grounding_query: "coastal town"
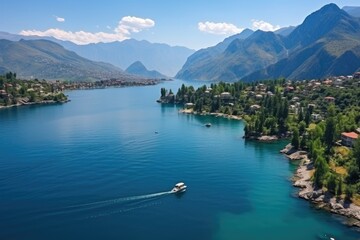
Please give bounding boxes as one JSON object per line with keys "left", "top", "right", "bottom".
{"left": 0, "top": 72, "right": 165, "bottom": 109}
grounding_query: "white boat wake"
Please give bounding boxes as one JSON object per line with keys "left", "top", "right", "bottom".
{"left": 41, "top": 191, "right": 173, "bottom": 218}
{"left": 65, "top": 191, "right": 172, "bottom": 209}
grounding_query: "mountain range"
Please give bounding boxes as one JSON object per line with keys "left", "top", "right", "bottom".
{"left": 63, "top": 40, "right": 194, "bottom": 77}
{"left": 125, "top": 61, "right": 167, "bottom": 79}
{"left": 176, "top": 4, "right": 360, "bottom": 82}
{"left": 0, "top": 32, "right": 194, "bottom": 77}
{"left": 1, "top": 4, "right": 360, "bottom": 82}
{"left": 0, "top": 39, "right": 135, "bottom": 81}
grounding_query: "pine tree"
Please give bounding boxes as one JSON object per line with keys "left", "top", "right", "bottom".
{"left": 327, "top": 174, "right": 336, "bottom": 194}
{"left": 314, "top": 156, "right": 328, "bottom": 188}
{"left": 324, "top": 104, "right": 336, "bottom": 154}
{"left": 291, "top": 127, "right": 300, "bottom": 150}
{"left": 336, "top": 178, "right": 342, "bottom": 197}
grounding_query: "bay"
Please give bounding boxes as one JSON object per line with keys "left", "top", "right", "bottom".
{"left": 0, "top": 80, "right": 359, "bottom": 240}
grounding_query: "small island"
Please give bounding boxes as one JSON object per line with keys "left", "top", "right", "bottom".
{"left": 159, "top": 73, "right": 360, "bottom": 227}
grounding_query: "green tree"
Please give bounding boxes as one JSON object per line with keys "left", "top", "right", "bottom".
{"left": 324, "top": 104, "right": 336, "bottom": 154}
{"left": 160, "top": 88, "right": 166, "bottom": 98}
{"left": 298, "top": 108, "right": 304, "bottom": 123}
{"left": 346, "top": 164, "right": 359, "bottom": 184}
{"left": 336, "top": 178, "right": 343, "bottom": 196}
{"left": 326, "top": 174, "right": 336, "bottom": 193}
{"left": 353, "top": 137, "right": 360, "bottom": 169}
{"left": 299, "top": 121, "right": 306, "bottom": 135}
{"left": 314, "top": 156, "right": 328, "bottom": 188}
{"left": 291, "top": 127, "right": 300, "bottom": 150}
{"left": 300, "top": 134, "right": 307, "bottom": 150}
{"left": 345, "top": 185, "right": 353, "bottom": 201}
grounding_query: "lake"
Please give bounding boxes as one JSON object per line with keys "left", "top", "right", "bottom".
{"left": 0, "top": 80, "right": 359, "bottom": 240}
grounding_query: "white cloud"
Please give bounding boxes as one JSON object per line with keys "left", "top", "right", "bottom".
{"left": 55, "top": 16, "right": 65, "bottom": 22}
{"left": 116, "top": 16, "right": 155, "bottom": 34}
{"left": 20, "top": 28, "right": 126, "bottom": 44}
{"left": 251, "top": 19, "right": 280, "bottom": 32}
{"left": 20, "top": 16, "right": 155, "bottom": 45}
{"left": 198, "top": 21, "right": 243, "bottom": 35}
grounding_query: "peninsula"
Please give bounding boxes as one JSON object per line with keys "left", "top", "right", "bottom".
{"left": 159, "top": 72, "right": 360, "bottom": 226}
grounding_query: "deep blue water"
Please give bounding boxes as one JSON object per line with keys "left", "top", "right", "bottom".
{"left": 0, "top": 80, "right": 359, "bottom": 240}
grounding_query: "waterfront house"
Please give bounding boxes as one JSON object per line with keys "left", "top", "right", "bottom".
{"left": 185, "top": 103, "right": 194, "bottom": 109}
{"left": 341, "top": 132, "right": 358, "bottom": 147}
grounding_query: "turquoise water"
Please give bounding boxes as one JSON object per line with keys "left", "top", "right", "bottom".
{"left": 0, "top": 80, "right": 359, "bottom": 240}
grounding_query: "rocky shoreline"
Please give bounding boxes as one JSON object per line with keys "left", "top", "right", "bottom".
{"left": 178, "top": 108, "right": 242, "bottom": 120}
{"left": 0, "top": 100, "right": 69, "bottom": 110}
{"left": 281, "top": 144, "right": 360, "bottom": 228}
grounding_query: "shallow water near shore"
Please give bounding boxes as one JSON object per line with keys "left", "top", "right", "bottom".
{"left": 0, "top": 80, "right": 359, "bottom": 239}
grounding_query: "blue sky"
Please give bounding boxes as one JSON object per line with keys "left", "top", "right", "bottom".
{"left": 1, "top": 0, "right": 359, "bottom": 49}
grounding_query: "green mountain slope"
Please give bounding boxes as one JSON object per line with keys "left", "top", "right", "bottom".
{"left": 175, "top": 29, "right": 254, "bottom": 81}
{"left": 177, "top": 3, "right": 360, "bottom": 82}
{"left": 244, "top": 4, "right": 360, "bottom": 81}
{"left": 0, "top": 39, "right": 133, "bottom": 81}
{"left": 176, "top": 30, "right": 287, "bottom": 81}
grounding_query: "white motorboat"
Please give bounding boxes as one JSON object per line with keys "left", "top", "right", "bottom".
{"left": 171, "top": 182, "right": 187, "bottom": 193}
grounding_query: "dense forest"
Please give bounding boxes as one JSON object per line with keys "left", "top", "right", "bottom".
{"left": 0, "top": 72, "right": 67, "bottom": 107}
{"left": 160, "top": 75, "right": 360, "bottom": 203}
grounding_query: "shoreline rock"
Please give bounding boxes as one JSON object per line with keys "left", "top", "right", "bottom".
{"left": 0, "top": 100, "right": 69, "bottom": 110}
{"left": 178, "top": 109, "right": 242, "bottom": 120}
{"left": 257, "top": 135, "right": 278, "bottom": 142}
{"left": 286, "top": 148, "right": 360, "bottom": 228}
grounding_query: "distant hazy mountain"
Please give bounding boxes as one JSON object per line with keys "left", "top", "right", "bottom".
{"left": 0, "top": 39, "right": 135, "bottom": 81}
{"left": 343, "top": 6, "right": 360, "bottom": 17}
{"left": 61, "top": 39, "right": 194, "bottom": 77}
{"left": 126, "top": 61, "right": 167, "bottom": 79}
{"left": 0, "top": 32, "right": 194, "bottom": 77}
{"left": 177, "top": 3, "right": 360, "bottom": 82}
{"left": 275, "top": 26, "right": 296, "bottom": 36}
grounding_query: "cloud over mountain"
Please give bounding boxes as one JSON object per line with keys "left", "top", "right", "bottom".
{"left": 251, "top": 19, "right": 280, "bottom": 31}
{"left": 198, "top": 21, "right": 243, "bottom": 35}
{"left": 20, "top": 16, "right": 155, "bottom": 45}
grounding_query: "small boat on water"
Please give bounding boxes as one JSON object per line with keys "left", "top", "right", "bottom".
{"left": 171, "top": 182, "right": 187, "bottom": 193}
{"left": 205, "top": 123, "right": 211, "bottom": 127}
